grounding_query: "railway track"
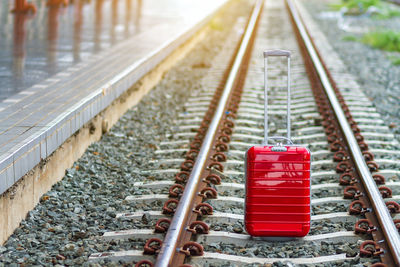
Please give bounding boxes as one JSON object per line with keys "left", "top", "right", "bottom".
{"left": 86, "top": 1, "right": 400, "bottom": 266}
{"left": 3, "top": 0, "right": 400, "bottom": 265}
{"left": 83, "top": 0, "right": 400, "bottom": 266}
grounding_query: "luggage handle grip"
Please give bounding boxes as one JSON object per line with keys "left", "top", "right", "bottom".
{"left": 264, "top": 50, "right": 291, "bottom": 58}
{"left": 264, "top": 49, "right": 291, "bottom": 145}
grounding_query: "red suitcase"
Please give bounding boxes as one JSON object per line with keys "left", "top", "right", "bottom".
{"left": 245, "top": 50, "right": 311, "bottom": 237}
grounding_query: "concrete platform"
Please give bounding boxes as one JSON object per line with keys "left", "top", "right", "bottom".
{"left": 0, "top": 0, "right": 227, "bottom": 195}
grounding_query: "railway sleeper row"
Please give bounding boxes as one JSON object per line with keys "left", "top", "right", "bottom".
{"left": 91, "top": 0, "right": 400, "bottom": 266}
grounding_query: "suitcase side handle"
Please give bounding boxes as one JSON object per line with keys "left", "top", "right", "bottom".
{"left": 264, "top": 49, "right": 291, "bottom": 145}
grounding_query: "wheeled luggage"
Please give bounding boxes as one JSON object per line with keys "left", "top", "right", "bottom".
{"left": 245, "top": 50, "right": 311, "bottom": 237}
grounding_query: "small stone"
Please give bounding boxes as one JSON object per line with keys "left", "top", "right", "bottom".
{"left": 209, "top": 243, "right": 220, "bottom": 249}
{"left": 233, "top": 227, "right": 243, "bottom": 233}
{"left": 64, "top": 243, "right": 76, "bottom": 251}
{"left": 53, "top": 225, "right": 64, "bottom": 233}
{"left": 76, "top": 246, "right": 85, "bottom": 256}
{"left": 75, "top": 257, "right": 85, "bottom": 265}
{"left": 141, "top": 213, "right": 149, "bottom": 224}
{"left": 350, "top": 256, "right": 361, "bottom": 264}
{"left": 336, "top": 247, "right": 344, "bottom": 253}
{"left": 106, "top": 207, "right": 115, "bottom": 212}
{"left": 272, "top": 261, "right": 284, "bottom": 267}
{"left": 73, "top": 232, "right": 87, "bottom": 240}
{"left": 345, "top": 246, "right": 358, "bottom": 257}
{"left": 321, "top": 240, "right": 330, "bottom": 246}
{"left": 64, "top": 259, "right": 74, "bottom": 265}
{"left": 41, "top": 195, "right": 50, "bottom": 202}
{"left": 56, "top": 254, "right": 66, "bottom": 260}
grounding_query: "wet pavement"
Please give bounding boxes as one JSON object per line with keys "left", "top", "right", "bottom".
{"left": 0, "top": 0, "right": 152, "bottom": 102}
{"left": 0, "top": 0, "right": 227, "bottom": 196}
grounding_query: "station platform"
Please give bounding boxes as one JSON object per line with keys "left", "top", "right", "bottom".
{"left": 0, "top": 0, "right": 227, "bottom": 195}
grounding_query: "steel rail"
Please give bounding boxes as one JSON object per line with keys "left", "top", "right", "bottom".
{"left": 154, "top": 0, "right": 264, "bottom": 266}
{"left": 286, "top": 0, "right": 400, "bottom": 265}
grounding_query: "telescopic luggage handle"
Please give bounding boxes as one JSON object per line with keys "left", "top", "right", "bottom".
{"left": 263, "top": 49, "right": 291, "bottom": 145}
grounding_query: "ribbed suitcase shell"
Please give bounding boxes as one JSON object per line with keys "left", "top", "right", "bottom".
{"left": 245, "top": 145, "right": 311, "bottom": 237}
